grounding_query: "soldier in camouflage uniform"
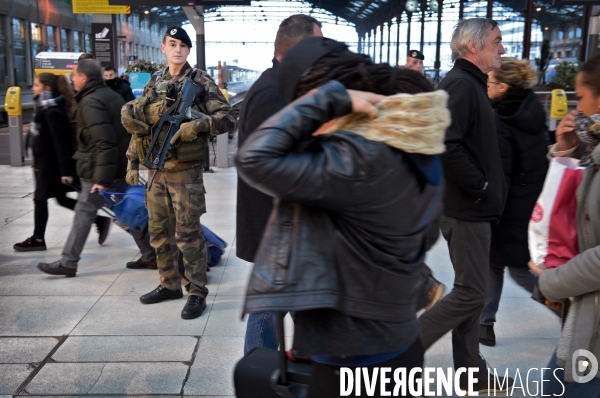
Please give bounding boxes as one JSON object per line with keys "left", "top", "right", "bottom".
{"left": 121, "top": 26, "right": 236, "bottom": 319}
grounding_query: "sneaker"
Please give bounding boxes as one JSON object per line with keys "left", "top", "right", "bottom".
{"left": 181, "top": 295, "right": 207, "bottom": 319}
{"left": 140, "top": 285, "right": 183, "bottom": 304}
{"left": 95, "top": 216, "right": 111, "bottom": 245}
{"left": 461, "top": 375, "right": 514, "bottom": 395}
{"left": 424, "top": 278, "right": 445, "bottom": 311}
{"left": 479, "top": 324, "right": 496, "bottom": 347}
{"left": 14, "top": 236, "right": 47, "bottom": 252}
{"left": 37, "top": 260, "right": 76, "bottom": 277}
{"left": 126, "top": 258, "right": 158, "bottom": 270}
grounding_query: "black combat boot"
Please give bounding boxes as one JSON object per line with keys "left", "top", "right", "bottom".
{"left": 140, "top": 285, "right": 183, "bottom": 304}
{"left": 181, "top": 295, "right": 207, "bottom": 319}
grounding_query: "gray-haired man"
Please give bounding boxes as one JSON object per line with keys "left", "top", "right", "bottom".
{"left": 418, "top": 18, "right": 511, "bottom": 393}
{"left": 37, "top": 59, "right": 153, "bottom": 276}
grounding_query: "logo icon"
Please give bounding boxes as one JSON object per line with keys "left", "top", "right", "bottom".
{"left": 170, "top": 28, "right": 177, "bottom": 35}
{"left": 95, "top": 27, "right": 109, "bottom": 39}
{"left": 572, "top": 349, "right": 598, "bottom": 383}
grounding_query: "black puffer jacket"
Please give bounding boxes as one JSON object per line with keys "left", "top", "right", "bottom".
{"left": 73, "top": 78, "right": 129, "bottom": 186}
{"left": 490, "top": 89, "right": 548, "bottom": 267}
{"left": 106, "top": 77, "right": 135, "bottom": 102}
{"left": 438, "top": 59, "right": 507, "bottom": 222}
{"left": 236, "top": 81, "right": 443, "bottom": 356}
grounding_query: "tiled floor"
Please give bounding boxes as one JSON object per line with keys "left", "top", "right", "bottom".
{"left": 0, "top": 164, "right": 561, "bottom": 397}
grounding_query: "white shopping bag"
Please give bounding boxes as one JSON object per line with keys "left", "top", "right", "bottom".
{"left": 528, "top": 157, "right": 584, "bottom": 268}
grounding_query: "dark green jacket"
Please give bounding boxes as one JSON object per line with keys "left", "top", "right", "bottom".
{"left": 73, "top": 78, "right": 129, "bottom": 186}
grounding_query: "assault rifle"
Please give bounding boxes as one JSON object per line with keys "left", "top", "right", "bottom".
{"left": 143, "top": 70, "right": 205, "bottom": 191}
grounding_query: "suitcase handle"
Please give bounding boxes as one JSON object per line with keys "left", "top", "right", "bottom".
{"left": 277, "top": 312, "right": 288, "bottom": 385}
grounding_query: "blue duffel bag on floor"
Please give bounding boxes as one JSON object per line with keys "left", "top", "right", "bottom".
{"left": 100, "top": 185, "right": 148, "bottom": 233}
{"left": 202, "top": 224, "right": 227, "bottom": 267}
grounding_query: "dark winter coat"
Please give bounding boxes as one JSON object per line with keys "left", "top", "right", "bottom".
{"left": 490, "top": 89, "right": 548, "bottom": 267}
{"left": 31, "top": 95, "right": 77, "bottom": 200}
{"left": 73, "top": 78, "right": 129, "bottom": 186}
{"left": 438, "top": 59, "right": 507, "bottom": 222}
{"left": 106, "top": 78, "right": 135, "bottom": 102}
{"left": 236, "top": 59, "right": 285, "bottom": 262}
{"left": 237, "top": 81, "right": 443, "bottom": 356}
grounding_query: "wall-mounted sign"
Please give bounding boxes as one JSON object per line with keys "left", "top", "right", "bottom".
{"left": 91, "top": 23, "right": 115, "bottom": 67}
{"left": 34, "top": 52, "right": 83, "bottom": 75}
{"left": 73, "top": 0, "right": 130, "bottom": 14}
{"left": 128, "top": 72, "right": 152, "bottom": 98}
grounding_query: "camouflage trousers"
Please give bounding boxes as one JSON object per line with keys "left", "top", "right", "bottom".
{"left": 146, "top": 166, "right": 208, "bottom": 298}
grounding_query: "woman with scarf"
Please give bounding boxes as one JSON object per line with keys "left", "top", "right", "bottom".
{"left": 236, "top": 37, "right": 449, "bottom": 397}
{"left": 478, "top": 58, "right": 550, "bottom": 347}
{"left": 529, "top": 54, "right": 600, "bottom": 396}
{"left": 13, "top": 73, "right": 109, "bottom": 251}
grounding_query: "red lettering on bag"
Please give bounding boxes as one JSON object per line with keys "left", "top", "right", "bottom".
{"left": 531, "top": 203, "right": 543, "bottom": 223}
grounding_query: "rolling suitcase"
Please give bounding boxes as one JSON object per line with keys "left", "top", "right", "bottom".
{"left": 234, "top": 313, "right": 312, "bottom": 398}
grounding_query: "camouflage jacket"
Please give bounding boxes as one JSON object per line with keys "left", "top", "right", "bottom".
{"left": 122, "top": 62, "right": 236, "bottom": 164}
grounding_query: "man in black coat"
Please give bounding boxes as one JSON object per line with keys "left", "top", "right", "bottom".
{"left": 37, "top": 59, "right": 155, "bottom": 277}
{"left": 418, "top": 18, "right": 511, "bottom": 393}
{"left": 104, "top": 65, "right": 135, "bottom": 102}
{"left": 236, "top": 14, "right": 322, "bottom": 355}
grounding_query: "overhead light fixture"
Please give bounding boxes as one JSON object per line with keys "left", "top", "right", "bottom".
{"left": 544, "top": 26, "right": 549, "bottom": 30}
{"left": 535, "top": 7, "right": 542, "bottom": 11}
{"left": 144, "top": 10, "right": 149, "bottom": 14}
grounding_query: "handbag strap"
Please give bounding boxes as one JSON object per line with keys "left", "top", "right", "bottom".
{"left": 100, "top": 185, "right": 145, "bottom": 196}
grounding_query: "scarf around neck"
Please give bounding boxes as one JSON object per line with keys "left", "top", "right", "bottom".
{"left": 574, "top": 112, "right": 600, "bottom": 166}
{"left": 29, "top": 92, "right": 65, "bottom": 140}
{"left": 319, "top": 90, "right": 450, "bottom": 155}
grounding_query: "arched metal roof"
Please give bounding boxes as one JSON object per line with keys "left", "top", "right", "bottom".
{"left": 131, "top": 0, "right": 584, "bottom": 35}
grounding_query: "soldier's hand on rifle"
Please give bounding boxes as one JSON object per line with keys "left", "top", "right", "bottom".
{"left": 170, "top": 121, "right": 198, "bottom": 145}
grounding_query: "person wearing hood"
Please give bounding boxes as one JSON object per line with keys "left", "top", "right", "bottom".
{"left": 236, "top": 37, "right": 448, "bottom": 396}
{"left": 478, "top": 57, "right": 550, "bottom": 347}
{"left": 104, "top": 65, "right": 134, "bottom": 102}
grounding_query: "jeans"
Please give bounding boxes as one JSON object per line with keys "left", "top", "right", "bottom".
{"left": 539, "top": 351, "right": 600, "bottom": 398}
{"left": 480, "top": 263, "right": 537, "bottom": 326}
{"left": 244, "top": 311, "right": 278, "bottom": 355}
{"left": 419, "top": 216, "right": 490, "bottom": 377}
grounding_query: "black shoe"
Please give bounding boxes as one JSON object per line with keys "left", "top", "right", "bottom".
{"left": 479, "top": 324, "right": 496, "bottom": 347}
{"left": 461, "top": 375, "right": 514, "bottom": 395}
{"left": 96, "top": 216, "right": 111, "bottom": 245}
{"left": 14, "top": 236, "right": 47, "bottom": 252}
{"left": 37, "top": 260, "right": 76, "bottom": 277}
{"left": 140, "top": 285, "right": 183, "bottom": 304}
{"left": 181, "top": 295, "right": 207, "bottom": 319}
{"left": 126, "top": 258, "right": 158, "bottom": 270}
